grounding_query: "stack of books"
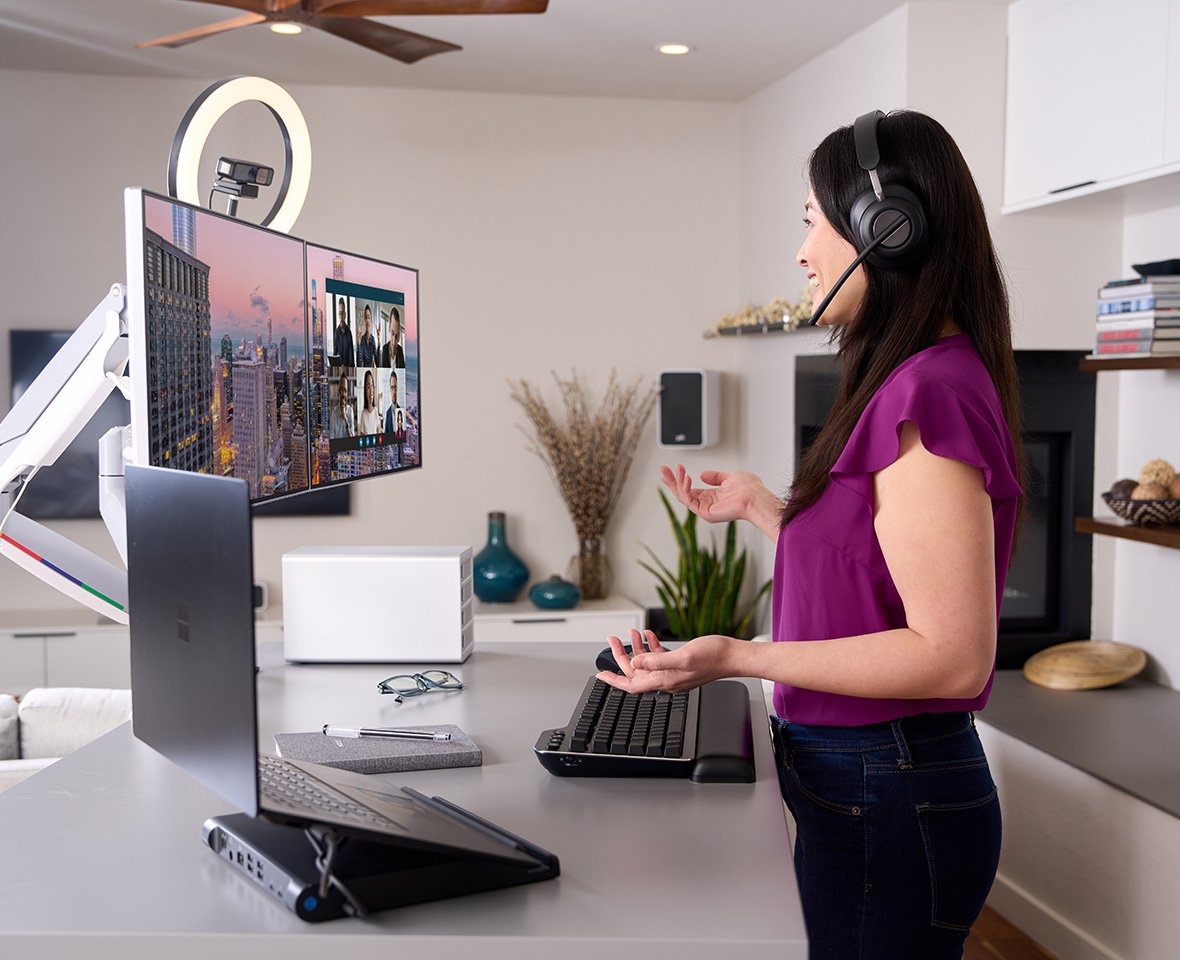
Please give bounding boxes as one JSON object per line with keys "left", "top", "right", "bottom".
{"left": 1093, "top": 276, "right": 1180, "bottom": 356}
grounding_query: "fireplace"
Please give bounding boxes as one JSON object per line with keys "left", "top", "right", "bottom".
{"left": 794, "top": 349, "right": 1095, "bottom": 669}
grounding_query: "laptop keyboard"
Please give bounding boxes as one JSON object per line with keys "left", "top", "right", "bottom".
{"left": 258, "top": 754, "right": 397, "bottom": 830}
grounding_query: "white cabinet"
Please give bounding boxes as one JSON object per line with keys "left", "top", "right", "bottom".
{"left": 0, "top": 633, "right": 46, "bottom": 694}
{"left": 473, "top": 596, "right": 645, "bottom": 645}
{"left": 0, "top": 612, "right": 129, "bottom": 695}
{"left": 1004, "top": 0, "right": 1170, "bottom": 209}
{"left": 45, "top": 629, "right": 130, "bottom": 689}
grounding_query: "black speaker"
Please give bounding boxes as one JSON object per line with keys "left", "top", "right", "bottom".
{"left": 658, "top": 370, "right": 719, "bottom": 448}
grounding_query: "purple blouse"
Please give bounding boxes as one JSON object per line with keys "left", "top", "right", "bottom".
{"left": 772, "top": 334, "right": 1021, "bottom": 726}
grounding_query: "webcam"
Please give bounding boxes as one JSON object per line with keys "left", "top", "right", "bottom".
{"left": 216, "top": 157, "right": 274, "bottom": 187}
{"left": 211, "top": 156, "right": 275, "bottom": 218}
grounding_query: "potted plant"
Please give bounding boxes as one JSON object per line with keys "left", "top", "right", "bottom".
{"left": 639, "top": 490, "right": 772, "bottom": 641}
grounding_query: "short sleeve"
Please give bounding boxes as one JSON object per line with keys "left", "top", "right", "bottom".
{"left": 830, "top": 373, "right": 1022, "bottom": 501}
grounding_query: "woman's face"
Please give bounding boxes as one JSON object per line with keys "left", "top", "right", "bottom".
{"left": 365, "top": 374, "right": 374, "bottom": 407}
{"left": 796, "top": 190, "right": 866, "bottom": 326}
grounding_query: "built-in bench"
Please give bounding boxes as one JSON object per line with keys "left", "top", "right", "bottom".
{"left": 975, "top": 669, "right": 1180, "bottom": 960}
{"left": 979, "top": 669, "right": 1180, "bottom": 820}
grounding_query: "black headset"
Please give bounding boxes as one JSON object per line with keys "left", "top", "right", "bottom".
{"left": 847, "top": 110, "right": 928, "bottom": 270}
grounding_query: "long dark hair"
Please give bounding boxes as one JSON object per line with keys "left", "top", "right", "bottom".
{"left": 782, "top": 110, "right": 1025, "bottom": 541}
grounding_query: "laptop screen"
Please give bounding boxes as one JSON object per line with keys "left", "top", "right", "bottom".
{"left": 126, "top": 464, "right": 260, "bottom": 816}
{"left": 124, "top": 464, "right": 544, "bottom": 868}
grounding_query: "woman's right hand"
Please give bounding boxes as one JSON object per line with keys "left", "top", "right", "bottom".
{"left": 660, "top": 465, "right": 782, "bottom": 540}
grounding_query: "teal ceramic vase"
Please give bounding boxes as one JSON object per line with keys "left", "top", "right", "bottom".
{"left": 473, "top": 511, "right": 529, "bottom": 603}
{"left": 528, "top": 575, "right": 581, "bottom": 610}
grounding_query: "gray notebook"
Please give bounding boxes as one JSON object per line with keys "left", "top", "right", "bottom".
{"left": 274, "top": 725, "right": 481, "bottom": 775}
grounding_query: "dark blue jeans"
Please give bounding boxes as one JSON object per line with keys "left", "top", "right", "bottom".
{"left": 771, "top": 711, "right": 1001, "bottom": 960}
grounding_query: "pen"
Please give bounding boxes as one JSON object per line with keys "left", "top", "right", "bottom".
{"left": 322, "top": 725, "right": 452, "bottom": 742}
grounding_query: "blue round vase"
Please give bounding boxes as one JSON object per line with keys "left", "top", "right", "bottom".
{"left": 473, "top": 511, "right": 530, "bottom": 603}
{"left": 528, "top": 575, "right": 581, "bottom": 610}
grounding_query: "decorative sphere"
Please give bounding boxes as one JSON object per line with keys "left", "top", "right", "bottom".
{"left": 1131, "top": 482, "right": 1169, "bottom": 500}
{"left": 1108, "top": 478, "right": 1138, "bottom": 500}
{"left": 1139, "top": 458, "right": 1176, "bottom": 489}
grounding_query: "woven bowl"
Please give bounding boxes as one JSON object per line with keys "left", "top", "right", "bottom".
{"left": 1023, "top": 640, "right": 1147, "bottom": 691}
{"left": 1103, "top": 491, "right": 1180, "bottom": 525}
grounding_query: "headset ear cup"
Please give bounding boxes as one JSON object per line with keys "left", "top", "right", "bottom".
{"left": 848, "top": 184, "right": 928, "bottom": 270}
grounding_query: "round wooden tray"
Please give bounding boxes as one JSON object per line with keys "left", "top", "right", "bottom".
{"left": 1022, "top": 640, "right": 1147, "bottom": 690}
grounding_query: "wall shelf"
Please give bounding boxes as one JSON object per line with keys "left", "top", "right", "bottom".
{"left": 1079, "top": 355, "right": 1180, "bottom": 372}
{"left": 1075, "top": 516, "right": 1180, "bottom": 549}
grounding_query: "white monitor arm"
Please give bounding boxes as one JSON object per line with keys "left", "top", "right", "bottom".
{"left": 0, "top": 284, "right": 132, "bottom": 624}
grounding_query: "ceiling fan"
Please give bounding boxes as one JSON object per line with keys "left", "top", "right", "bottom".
{"left": 136, "top": 0, "right": 550, "bottom": 65}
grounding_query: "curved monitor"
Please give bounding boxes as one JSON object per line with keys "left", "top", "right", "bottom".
{"left": 123, "top": 189, "right": 421, "bottom": 504}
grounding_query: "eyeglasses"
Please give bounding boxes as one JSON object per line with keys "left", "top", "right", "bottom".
{"left": 377, "top": 670, "right": 464, "bottom": 703}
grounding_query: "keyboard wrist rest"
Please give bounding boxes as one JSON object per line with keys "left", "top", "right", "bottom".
{"left": 690, "top": 680, "right": 755, "bottom": 783}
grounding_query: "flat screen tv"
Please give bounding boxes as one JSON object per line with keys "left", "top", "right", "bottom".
{"left": 8, "top": 330, "right": 130, "bottom": 519}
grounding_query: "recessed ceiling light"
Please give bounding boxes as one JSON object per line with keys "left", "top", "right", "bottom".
{"left": 270, "top": 23, "right": 303, "bottom": 36}
{"left": 656, "top": 43, "right": 693, "bottom": 56}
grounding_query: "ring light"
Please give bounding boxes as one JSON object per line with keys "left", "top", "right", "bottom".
{"left": 167, "top": 76, "right": 311, "bottom": 234}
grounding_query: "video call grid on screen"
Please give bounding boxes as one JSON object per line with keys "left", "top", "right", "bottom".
{"left": 129, "top": 190, "right": 420, "bottom": 505}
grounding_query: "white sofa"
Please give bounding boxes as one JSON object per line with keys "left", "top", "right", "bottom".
{"left": 0, "top": 687, "right": 132, "bottom": 792}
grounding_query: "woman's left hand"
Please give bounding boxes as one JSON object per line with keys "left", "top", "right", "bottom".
{"left": 597, "top": 629, "right": 736, "bottom": 693}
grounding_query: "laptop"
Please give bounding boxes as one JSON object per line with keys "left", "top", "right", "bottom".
{"left": 124, "top": 464, "right": 557, "bottom": 906}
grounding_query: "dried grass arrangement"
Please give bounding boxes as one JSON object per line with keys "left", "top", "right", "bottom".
{"left": 509, "top": 370, "right": 658, "bottom": 598}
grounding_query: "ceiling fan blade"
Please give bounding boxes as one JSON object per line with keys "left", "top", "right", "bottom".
{"left": 178, "top": 0, "right": 301, "bottom": 12}
{"left": 136, "top": 12, "right": 267, "bottom": 49}
{"left": 311, "top": 16, "right": 461, "bottom": 63}
{"left": 307, "top": 1, "right": 548, "bottom": 15}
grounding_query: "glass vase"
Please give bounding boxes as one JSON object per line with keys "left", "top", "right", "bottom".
{"left": 567, "top": 537, "right": 612, "bottom": 600}
{"left": 472, "top": 511, "right": 529, "bottom": 603}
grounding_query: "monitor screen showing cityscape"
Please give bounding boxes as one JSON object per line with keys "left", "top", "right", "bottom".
{"left": 125, "top": 190, "right": 421, "bottom": 504}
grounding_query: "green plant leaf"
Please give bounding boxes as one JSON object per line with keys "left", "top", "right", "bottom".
{"left": 638, "top": 544, "right": 679, "bottom": 591}
{"left": 641, "top": 488, "right": 770, "bottom": 641}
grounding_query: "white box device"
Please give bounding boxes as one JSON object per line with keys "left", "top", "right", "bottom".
{"left": 282, "top": 546, "right": 474, "bottom": 664}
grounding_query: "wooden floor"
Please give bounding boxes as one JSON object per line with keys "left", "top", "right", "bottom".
{"left": 964, "top": 906, "right": 1056, "bottom": 960}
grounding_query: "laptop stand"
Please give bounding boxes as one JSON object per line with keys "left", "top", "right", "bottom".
{"left": 203, "top": 793, "right": 560, "bottom": 922}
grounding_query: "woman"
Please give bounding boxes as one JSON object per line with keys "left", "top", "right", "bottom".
{"left": 392, "top": 408, "right": 408, "bottom": 466}
{"left": 601, "top": 110, "right": 1024, "bottom": 959}
{"left": 358, "top": 368, "right": 380, "bottom": 435}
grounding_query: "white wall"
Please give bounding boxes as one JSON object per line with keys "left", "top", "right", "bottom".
{"left": 734, "top": 7, "right": 909, "bottom": 595}
{"left": 0, "top": 70, "right": 743, "bottom": 616}
{"left": 1112, "top": 201, "right": 1180, "bottom": 687}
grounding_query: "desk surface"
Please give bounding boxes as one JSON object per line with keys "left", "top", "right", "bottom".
{"left": 0, "top": 641, "right": 805, "bottom": 959}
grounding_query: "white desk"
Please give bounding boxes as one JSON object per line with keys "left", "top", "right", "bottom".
{"left": 0, "top": 641, "right": 806, "bottom": 959}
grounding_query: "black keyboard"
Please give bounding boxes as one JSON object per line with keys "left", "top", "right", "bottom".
{"left": 533, "top": 677, "right": 756, "bottom": 783}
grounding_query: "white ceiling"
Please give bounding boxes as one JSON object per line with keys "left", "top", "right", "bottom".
{"left": 0, "top": 0, "right": 1010, "bottom": 103}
